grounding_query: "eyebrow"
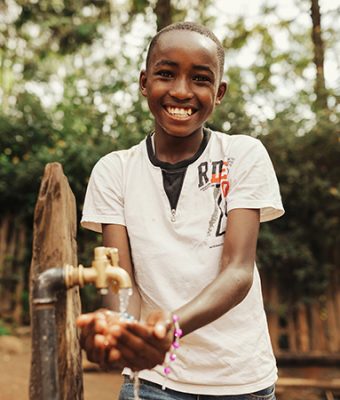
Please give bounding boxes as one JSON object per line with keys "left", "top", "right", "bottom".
{"left": 154, "top": 59, "right": 215, "bottom": 77}
{"left": 154, "top": 60, "right": 178, "bottom": 68}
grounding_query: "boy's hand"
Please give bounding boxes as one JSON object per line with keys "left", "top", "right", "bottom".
{"left": 107, "top": 310, "right": 174, "bottom": 371}
{"left": 77, "top": 309, "right": 174, "bottom": 372}
{"left": 76, "top": 309, "right": 122, "bottom": 369}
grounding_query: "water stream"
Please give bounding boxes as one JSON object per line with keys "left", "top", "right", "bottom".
{"left": 118, "top": 287, "right": 141, "bottom": 400}
{"left": 118, "top": 287, "right": 133, "bottom": 318}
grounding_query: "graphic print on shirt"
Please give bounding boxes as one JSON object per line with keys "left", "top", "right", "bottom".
{"left": 197, "top": 158, "right": 234, "bottom": 245}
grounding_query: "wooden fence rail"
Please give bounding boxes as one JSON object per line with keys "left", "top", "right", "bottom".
{"left": 262, "top": 273, "right": 340, "bottom": 357}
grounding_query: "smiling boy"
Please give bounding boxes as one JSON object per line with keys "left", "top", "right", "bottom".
{"left": 79, "top": 22, "right": 284, "bottom": 400}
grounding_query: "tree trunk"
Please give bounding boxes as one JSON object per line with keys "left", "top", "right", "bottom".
{"left": 310, "top": 0, "right": 328, "bottom": 110}
{"left": 154, "top": 0, "right": 172, "bottom": 30}
{"left": 29, "top": 163, "right": 83, "bottom": 400}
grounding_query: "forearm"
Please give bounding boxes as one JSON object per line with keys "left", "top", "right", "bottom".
{"left": 102, "top": 223, "right": 141, "bottom": 319}
{"left": 175, "top": 263, "right": 254, "bottom": 336}
{"left": 173, "top": 208, "right": 260, "bottom": 336}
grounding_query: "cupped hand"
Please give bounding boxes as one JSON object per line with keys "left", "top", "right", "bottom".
{"left": 106, "top": 310, "right": 174, "bottom": 371}
{"left": 76, "top": 309, "right": 123, "bottom": 369}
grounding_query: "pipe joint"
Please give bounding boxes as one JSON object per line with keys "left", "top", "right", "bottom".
{"left": 33, "top": 267, "right": 66, "bottom": 305}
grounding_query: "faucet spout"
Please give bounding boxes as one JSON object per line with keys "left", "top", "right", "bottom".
{"left": 106, "top": 266, "right": 132, "bottom": 293}
{"left": 64, "top": 246, "right": 132, "bottom": 293}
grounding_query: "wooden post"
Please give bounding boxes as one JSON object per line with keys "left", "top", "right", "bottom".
{"left": 296, "top": 303, "right": 310, "bottom": 352}
{"left": 326, "top": 289, "right": 339, "bottom": 352}
{"left": 286, "top": 305, "right": 297, "bottom": 352}
{"left": 29, "top": 163, "right": 83, "bottom": 400}
{"left": 310, "top": 300, "right": 327, "bottom": 352}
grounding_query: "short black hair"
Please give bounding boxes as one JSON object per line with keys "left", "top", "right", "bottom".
{"left": 145, "top": 21, "right": 225, "bottom": 80}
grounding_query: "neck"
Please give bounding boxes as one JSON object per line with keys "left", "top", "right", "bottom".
{"left": 153, "top": 128, "right": 204, "bottom": 164}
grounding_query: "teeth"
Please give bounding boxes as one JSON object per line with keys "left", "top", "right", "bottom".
{"left": 166, "top": 107, "right": 193, "bottom": 117}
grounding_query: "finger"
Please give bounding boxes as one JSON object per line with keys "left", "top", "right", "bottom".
{"left": 111, "top": 326, "right": 167, "bottom": 369}
{"left": 76, "top": 309, "right": 110, "bottom": 328}
{"left": 78, "top": 319, "right": 96, "bottom": 349}
{"left": 109, "top": 324, "right": 146, "bottom": 351}
{"left": 153, "top": 323, "right": 167, "bottom": 339}
{"left": 146, "top": 310, "right": 171, "bottom": 328}
{"left": 125, "top": 321, "right": 153, "bottom": 339}
{"left": 76, "top": 313, "right": 95, "bottom": 327}
{"left": 125, "top": 322, "right": 171, "bottom": 351}
{"left": 85, "top": 338, "right": 106, "bottom": 364}
{"left": 94, "top": 333, "right": 109, "bottom": 349}
{"left": 146, "top": 311, "right": 172, "bottom": 339}
{"left": 93, "top": 314, "right": 109, "bottom": 334}
{"left": 105, "top": 351, "right": 135, "bottom": 371}
{"left": 117, "top": 341, "right": 165, "bottom": 370}
{"left": 103, "top": 310, "right": 121, "bottom": 323}
{"left": 107, "top": 347, "right": 121, "bottom": 363}
{"left": 100, "top": 347, "right": 137, "bottom": 372}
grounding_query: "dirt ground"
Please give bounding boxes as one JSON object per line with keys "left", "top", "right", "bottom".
{"left": 0, "top": 334, "right": 338, "bottom": 400}
{"left": 0, "top": 335, "right": 123, "bottom": 400}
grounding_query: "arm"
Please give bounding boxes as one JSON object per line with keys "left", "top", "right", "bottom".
{"left": 77, "top": 223, "right": 141, "bottom": 367}
{"left": 118, "top": 207, "right": 259, "bottom": 367}
{"left": 102, "top": 223, "right": 141, "bottom": 319}
{"left": 175, "top": 208, "right": 260, "bottom": 336}
{"left": 95, "top": 208, "right": 259, "bottom": 369}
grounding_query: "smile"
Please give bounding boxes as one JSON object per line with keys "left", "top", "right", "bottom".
{"left": 165, "top": 106, "right": 196, "bottom": 119}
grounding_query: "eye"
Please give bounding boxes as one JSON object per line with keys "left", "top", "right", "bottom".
{"left": 193, "top": 75, "right": 211, "bottom": 83}
{"left": 156, "top": 70, "right": 173, "bottom": 78}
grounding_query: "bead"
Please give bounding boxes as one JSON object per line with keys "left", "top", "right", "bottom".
{"left": 172, "top": 314, "right": 179, "bottom": 323}
{"left": 174, "top": 328, "right": 183, "bottom": 338}
{"left": 172, "top": 341, "right": 180, "bottom": 349}
{"left": 164, "top": 366, "right": 171, "bottom": 375}
{"left": 163, "top": 314, "right": 181, "bottom": 382}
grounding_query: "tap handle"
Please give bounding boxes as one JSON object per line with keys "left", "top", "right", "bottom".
{"left": 106, "top": 247, "right": 119, "bottom": 267}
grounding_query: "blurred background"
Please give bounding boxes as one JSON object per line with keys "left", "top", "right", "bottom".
{"left": 0, "top": 0, "right": 339, "bottom": 399}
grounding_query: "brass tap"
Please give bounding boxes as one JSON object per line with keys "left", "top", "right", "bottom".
{"left": 64, "top": 246, "right": 132, "bottom": 294}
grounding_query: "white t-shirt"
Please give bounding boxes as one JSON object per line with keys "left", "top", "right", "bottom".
{"left": 81, "top": 130, "right": 284, "bottom": 395}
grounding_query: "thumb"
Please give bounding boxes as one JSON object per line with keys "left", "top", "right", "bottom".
{"left": 146, "top": 310, "right": 172, "bottom": 339}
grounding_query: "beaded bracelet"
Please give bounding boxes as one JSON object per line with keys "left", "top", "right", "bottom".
{"left": 162, "top": 314, "right": 183, "bottom": 390}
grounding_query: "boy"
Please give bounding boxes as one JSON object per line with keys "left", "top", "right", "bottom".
{"left": 78, "top": 21, "right": 284, "bottom": 399}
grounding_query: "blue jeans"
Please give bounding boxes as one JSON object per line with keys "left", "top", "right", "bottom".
{"left": 119, "top": 376, "right": 276, "bottom": 400}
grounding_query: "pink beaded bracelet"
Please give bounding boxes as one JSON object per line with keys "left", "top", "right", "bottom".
{"left": 162, "top": 314, "right": 183, "bottom": 389}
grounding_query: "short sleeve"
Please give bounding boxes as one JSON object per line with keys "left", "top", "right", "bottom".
{"left": 81, "top": 153, "right": 125, "bottom": 233}
{"left": 226, "top": 137, "right": 284, "bottom": 223}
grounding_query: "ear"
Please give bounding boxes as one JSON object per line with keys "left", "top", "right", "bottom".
{"left": 139, "top": 70, "right": 148, "bottom": 97}
{"left": 215, "top": 81, "right": 227, "bottom": 105}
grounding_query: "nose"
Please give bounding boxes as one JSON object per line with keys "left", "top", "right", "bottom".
{"left": 169, "top": 77, "right": 193, "bottom": 100}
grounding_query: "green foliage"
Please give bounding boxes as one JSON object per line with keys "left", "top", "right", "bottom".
{"left": 0, "top": 91, "right": 117, "bottom": 217}
{"left": 0, "top": 320, "right": 10, "bottom": 336}
{"left": 257, "top": 107, "right": 339, "bottom": 301}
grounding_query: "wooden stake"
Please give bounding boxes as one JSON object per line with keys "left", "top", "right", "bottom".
{"left": 29, "top": 163, "right": 83, "bottom": 400}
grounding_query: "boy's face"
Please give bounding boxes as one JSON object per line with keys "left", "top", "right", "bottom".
{"left": 140, "top": 30, "right": 227, "bottom": 139}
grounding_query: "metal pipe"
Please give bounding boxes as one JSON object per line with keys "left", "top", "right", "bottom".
{"left": 32, "top": 268, "right": 66, "bottom": 400}
{"left": 32, "top": 247, "right": 132, "bottom": 399}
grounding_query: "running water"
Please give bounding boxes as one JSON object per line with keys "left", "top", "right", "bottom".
{"left": 118, "top": 287, "right": 133, "bottom": 317}
{"left": 118, "top": 287, "right": 141, "bottom": 400}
